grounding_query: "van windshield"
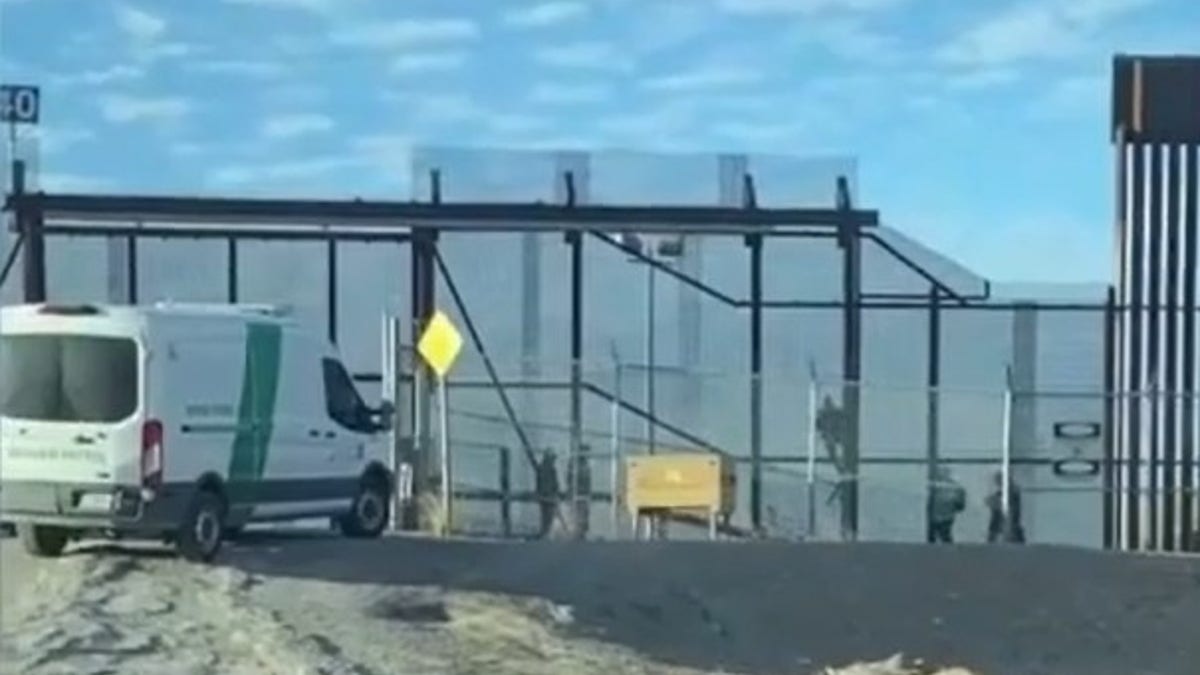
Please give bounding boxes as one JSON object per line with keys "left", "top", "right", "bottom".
{"left": 0, "top": 334, "right": 138, "bottom": 423}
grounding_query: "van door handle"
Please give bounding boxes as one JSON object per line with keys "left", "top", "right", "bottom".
{"left": 324, "top": 431, "right": 336, "bottom": 439}
{"left": 308, "top": 429, "right": 320, "bottom": 438}
{"left": 74, "top": 435, "right": 95, "bottom": 445}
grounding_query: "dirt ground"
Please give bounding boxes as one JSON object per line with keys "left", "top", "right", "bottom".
{"left": 1, "top": 531, "right": 1197, "bottom": 674}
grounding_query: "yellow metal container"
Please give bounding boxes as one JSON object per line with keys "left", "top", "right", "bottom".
{"left": 625, "top": 453, "right": 736, "bottom": 516}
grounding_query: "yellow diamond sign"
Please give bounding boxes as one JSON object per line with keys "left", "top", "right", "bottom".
{"left": 417, "top": 310, "right": 463, "bottom": 379}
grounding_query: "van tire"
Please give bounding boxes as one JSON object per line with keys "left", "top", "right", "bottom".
{"left": 176, "top": 490, "right": 226, "bottom": 563}
{"left": 340, "top": 479, "right": 389, "bottom": 539}
{"left": 17, "top": 523, "right": 70, "bottom": 557}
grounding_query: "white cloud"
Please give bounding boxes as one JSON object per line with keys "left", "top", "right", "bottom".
{"left": 937, "top": 5, "right": 1070, "bottom": 66}
{"left": 631, "top": 2, "right": 711, "bottom": 54}
{"left": 332, "top": 18, "right": 479, "bottom": 49}
{"left": 208, "top": 156, "right": 358, "bottom": 186}
{"left": 1060, "top": 0, "right": 1153, "bottom": 23}
{"left": 99, "top": 94, "right": 190, "bottom": 123}
{"left": 262, "top": 112, "right": 334, "bottom": 140}
{"left": 1029, "top": 74, "right": 1106, "bottom": 118}
{"left": 352, "top": 134, "right": 413, "bottom": 183}
{"left": 388, "top": 92, "right": 478, "bottom": 122}
{"left": 503, "top": 1, "right": 588, "bottom": 27}
{"left": 595, "top": 102, "right": 696, "bottom": 142}
{"left": 530, "top": 82, "right": 611, "bottom": 105}
{"left": 487, "top": 113, "right": 550, "bottom": 135}
{"left": 188, "top": 59, "right": 287, "bottom": 78}
{"left": 32, "top": 127, "right": 96, "bottom": 155}
{"left": 795, "top": 18, "right": 903, "bottom": 65}
{"left": 51, "top": 64, "right": 144, "bottom": 86}
{"left": 169, "top": 141, "right": 208, "bottom": 157}
{"left": 115, "top": 4, "right": 166, "bottom": 41}
{"left": 39, "top": 173, "right": 114, "bottom": 192}
{"left": 207, "top": 137, "right": 414, "bottom": 191}
{"left": 945, "top": 66, "right": 1021, "bottom": 90}
{"left": 392, "top": 51, "right": 467, "bottom": 74}
{"left": 264, "top": 83, "right": 328, "bottom": 106}
{"left": 716, "top": 0, "right": 903, "bottom": 14}
{"left": 138, "top": 42, "right": 192, "bottom": 61}
{"left": 937, "top": 0, "right": 1154, "bottom": 67}
{"left": 534, "top": 41, "right": 635, "bottom": 71}
{"left": 710, "top": 120, "right": 808, "bottom": 144}
{"left": 641, "top": 65, "right": 762, "bottom": 92}
{"left": 222, "top": 0, "right": 343, "bottom": 13}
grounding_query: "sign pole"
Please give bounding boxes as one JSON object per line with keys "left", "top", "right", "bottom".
{"left": 438, "top": 373, "right": 451, "bottom": 537}
{"left": 416, "top": 309, "right": 463, "bottom": 538}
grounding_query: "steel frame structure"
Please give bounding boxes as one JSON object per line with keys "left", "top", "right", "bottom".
{"left": 1111, "top": 54, "right": 1200, "bottom": 552}
{"left": 6, "top": 137, "right": 1194, "bottom": 544}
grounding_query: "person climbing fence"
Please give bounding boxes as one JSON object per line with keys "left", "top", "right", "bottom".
{"left": 815, "top": 394, "right": 857, "bottom": 540}
{"left": 986, "top": 470, "right": 1025, "bottom": 544}
{"left": 534, "top": 450, "right": 560, "bottom": 540}
{"left": 927, "top": 466, "right": 966, "bottom": 544}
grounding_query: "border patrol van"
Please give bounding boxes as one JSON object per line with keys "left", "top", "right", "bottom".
{"left": 0, "top": 302, "right": 395, "bottom": 561}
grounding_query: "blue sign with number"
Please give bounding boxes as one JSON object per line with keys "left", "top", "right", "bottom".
{"left": 0, "top": 85, "right": 40, "bottom": 124}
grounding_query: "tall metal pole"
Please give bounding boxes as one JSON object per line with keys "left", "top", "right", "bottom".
{"left": 327, "top": 237, "right": 338, "bottom": 344}
{"left": 1164, "top": 143, "right": 1181, "bottom": 550}
{"left": 926, "top": 285, "right": 941, "bottom": 543}
{"left": 610, "top": 352, "right": 622, "bottom": 536}
{"left": 646, "top": 258, "right": 656, "bottom": 454}
{"left": 748, "top": 232, "right": 764, "bottom": 533}
{"left": 438, "top": 375, "right": 451, "bottom": 536}
{"left": 1102, "top": 286, "right": 1117, "bottom": 549}
{"left": 1148, "top": 143, "right": 1163, "bottom": 550}
{"left": 836, "top": 176, "right": 862, "bottom": 541}
{"left": 806, "top": 365, "right": 818, "bottom": 539}
{"left": 567, "top": 227, "right": 586, "bottom": 538}
{"left": 1128, "top": 142, "right": 1146, "bottom": 550}
{"left": 126, "top": 233, "right": 138, "bottom": 304}
{"left": 1001, "top": 366, "right": 1014, "bottom": 533}
{"left": 1111, "top": 125, "right": 1128, "bottom": 549}
{"left": 1183, "top": 143, "right": 1199, "bottom": 548}
{"left": 13, "top": 160, "right": 45, "bottom": 303}
{"left": 227, "top": 238, "right": 239, "bottom": 303}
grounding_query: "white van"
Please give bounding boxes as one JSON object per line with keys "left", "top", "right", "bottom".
{"left": 0, "top": 302, "right": 395, "bottom": 562}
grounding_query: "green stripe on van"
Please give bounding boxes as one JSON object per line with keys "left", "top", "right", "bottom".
{"left": 228, "top": 322, "right": 283, "bottom": 484}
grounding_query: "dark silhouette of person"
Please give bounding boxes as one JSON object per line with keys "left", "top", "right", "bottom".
{"left": 986, "top": 470, "right": 1025, "bottom": 543}
{"left": 928, "top": 466, "right": 967, "bottom": 543}
{"left": 535, "top": 450, "right": 560, "bottom": 539}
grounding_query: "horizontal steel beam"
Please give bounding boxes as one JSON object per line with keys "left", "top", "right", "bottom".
{"left": 40, "top": 223, "right": 411, "bottom": 243}
{"left": 5, "top": 192, "right": 879, "bottom": 231}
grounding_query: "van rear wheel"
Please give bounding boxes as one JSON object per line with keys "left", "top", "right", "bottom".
{"left": 17, "top": 523, "right": 70, "bottom": 557}
{"left": 340, "top": 479, "right": 389, "bottom": 539}
{"left": 176, "top": 490, "right": 226, "bottom": 563}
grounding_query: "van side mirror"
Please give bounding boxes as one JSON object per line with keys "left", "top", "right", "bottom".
{"left": 374, "top": 400, "right": 396, "bottom": 432}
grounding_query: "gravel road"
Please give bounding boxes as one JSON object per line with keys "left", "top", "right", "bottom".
{"left": 2, "top": 532, "right": 1197, "bottom": 674}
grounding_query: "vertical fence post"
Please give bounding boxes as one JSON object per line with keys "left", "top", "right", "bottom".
{"left": 747, "top": 231, "right": 764, "bottom": 534}
{"left": 926, "top": 285, "right": 941, "bottom": 543}
{"left": 610, "top": 358, "right": 622, "bottom": 536}
{"left": 806, "top": 368, "right": 818, "bottom": 540}
{"left": 1001, "top": 366, "right": 1014, "bottom": 535}
{"left": 499, "top": 446, "right": 512, "bottom": 538}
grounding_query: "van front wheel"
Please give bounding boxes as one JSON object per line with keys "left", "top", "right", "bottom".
{"left": 340, "top": 480, "right": 389, "bottom": 539}
{"left": 176, "top": 490, "right": 226, "bottom": 563}
{"left": 17, "top": 523, "right": 70, "bottom": 557}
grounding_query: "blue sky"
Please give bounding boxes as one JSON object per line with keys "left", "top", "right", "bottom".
{"left": 1, "top": 0, "right": 1198, "bottom": 284}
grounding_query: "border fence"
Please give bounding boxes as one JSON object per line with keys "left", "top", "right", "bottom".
{"left": 4, "top": 140, "right": 1200, "bottom": 552}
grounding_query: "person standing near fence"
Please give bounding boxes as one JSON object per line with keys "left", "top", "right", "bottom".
{"left": 535, "top": 450, "right": 560, "bottom": 540}
{"left": 816, "top": 395, "right": 855, "bottom": 541}
{"left": 928, "top": 466, "right": 966, "bottom": 544}
{"left": 986, "top": 470, "right": 1025, "bottom": 543}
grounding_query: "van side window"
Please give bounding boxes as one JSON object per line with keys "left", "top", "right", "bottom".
{"left": 321, "top": 358, "right": 374, "bottom": 433}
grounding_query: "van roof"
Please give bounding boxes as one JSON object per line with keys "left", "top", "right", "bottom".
{"left": 1, "top": 302, "right": 296, "bottom": 325}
